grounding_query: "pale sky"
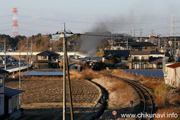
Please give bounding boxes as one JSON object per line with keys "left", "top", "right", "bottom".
{"left": 0, "top": 0, "right": 180, "bottom": 37}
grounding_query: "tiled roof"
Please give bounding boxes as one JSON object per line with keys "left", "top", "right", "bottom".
{"left": 167, "top": 62, "right": 180, "bottom": 68}
{"left": 37, "top": 50, "right": 59, "bottom": 56}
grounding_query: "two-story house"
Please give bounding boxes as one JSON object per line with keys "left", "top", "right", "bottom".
{"left": 129, "top": 51, "right": 165, "bottom": 69}
{"left": 0, "top": 69, "right": 24, "bottom": 119}
{"left": 34, "top": 50, "right": 60, "bottom": 69}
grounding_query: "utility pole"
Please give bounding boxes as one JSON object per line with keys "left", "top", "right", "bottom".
{"left": 151, "top": 30, "right": 154, "bottom": 36}
{"left": 26, "top": 39, "right": 29, "bottom": 71}
{"left": 158, "top": 35, "right": 161, "bottom": 51}
{"left": 171, "top": 14, "right": 176, "bottom": 59}
{"left": 31, "top": 39, "right": 33, "bottom": 64}
{"left": 140, "top": 29, "right": 142, "bottom": 42}
{"left": 126, "top": 36, "right": 128, "bottom": 50}
{"left": 65, "top": 46, "right": 74, "bottom": 120}
{"left": 4, "top": 38, "right": 6, "bottom": 70}
{"left": 19, "top": 51, "right": 21, "bottom": 89}
{"left": 61, "top": 23, "right": 74, "bottom": 120}
{"left": 134, "top": 29, "right": 136, "bottom": 38}
{"left": 62, "top": 23, "right": 66, "bottom": 120}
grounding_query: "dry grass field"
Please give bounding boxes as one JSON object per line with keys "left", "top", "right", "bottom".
{"left": 5, "top": 78, "right": 100, "bottom": 104}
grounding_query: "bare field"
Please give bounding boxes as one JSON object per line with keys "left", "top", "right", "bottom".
{"left": 5, "top": 78, "right": 100, "bottom": 104}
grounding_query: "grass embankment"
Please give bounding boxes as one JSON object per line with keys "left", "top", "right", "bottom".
{"left": 105, "top": 69, "right": 180, "bottom": 120}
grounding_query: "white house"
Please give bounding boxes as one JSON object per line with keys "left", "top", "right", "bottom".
{"left": 0, "top": 69, "right": 24, "bottom": 119}
{"left": 165, "top": 62, "right": 180, "bottom": 87}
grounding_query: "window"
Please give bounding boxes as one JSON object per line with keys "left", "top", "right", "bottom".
{"left": 41, "top": 56, "right": 47, "bottom": 59}
{"left": 134, "top": 57, "right": 138, "bottom": 60}
{"left": 0, "top": 78, "right": 3, "bottom": 87}
{"left": 141, "top": 56, "right": 146, "bottom": 60}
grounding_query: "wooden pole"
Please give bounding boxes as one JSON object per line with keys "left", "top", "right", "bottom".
{"left": 65, "top": 46, "right": 74, "bottom": 120}
{"left": 63, "top": 23, "right": 66, "bottom": 120}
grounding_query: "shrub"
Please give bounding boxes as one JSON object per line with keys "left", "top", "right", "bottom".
{"left": 154, "top": 83, "right": 172, "bottom": 106}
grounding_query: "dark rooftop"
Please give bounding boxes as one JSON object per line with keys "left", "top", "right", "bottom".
{"left": 0, "top": 69, "right": 9, "bottom": 73}
{"left": 131, "top": 42, "right": 155, "bottom": 47}
{"left": 5, "top": 87, "right": 24, "bottom": 98}
{"left": 104, "top": 50, "right": 130, "bottom": 58}
{"left": 150, "top": 51, "right": 164, "bottom": 54}
{"left": 149, "top": 57, "right": 163, "bottom": 64}
{"left": 130, "top": 51, "right": 151, "bottom": 55}
{"left": 37, "top": 50, "right": 59, "bottom": 56}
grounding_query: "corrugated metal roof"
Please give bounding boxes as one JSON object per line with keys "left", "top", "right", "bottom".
{"left": 167, "top": 62, "right": 180, "bottom": 68}
{"left": 5, "top": 87, "right": 24, "bottom": 98}
{"left": 21, "top": 71, "right": 63, "bottom": 76}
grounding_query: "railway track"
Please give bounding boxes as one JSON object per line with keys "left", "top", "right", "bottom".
{"left": 124, "top": 78, "right": 154, "bottom": 120}
{"left": 103, "top": 74, "right": 154, "bottom": 120}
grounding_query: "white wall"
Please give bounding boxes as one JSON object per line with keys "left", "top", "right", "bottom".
{"left": 166, "top": 68, "right": 175, "bottom": 86}
{"left": 175, "top": 67, "right": 180, "bottom": 87}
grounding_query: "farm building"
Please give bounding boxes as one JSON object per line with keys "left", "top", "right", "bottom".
{"left": 165, "top": 62, "right": 180, "bottom": 87}
{"left": 0, "top": 69, "right": 24, "bottom": 119}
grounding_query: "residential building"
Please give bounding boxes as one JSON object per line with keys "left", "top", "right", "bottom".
{"left": 130, "top": 42, "right": 157, "bottom": 51}
{"left": 0, "top": 69, "right": 24, "bottom": 119}
{"left": 129, "top": 51, "right": 165, "bottom": 69}
{"left": 165, "top": 62, "right": 180, "bottom": 87}
{"left": 102, "top": 50, "right": 130, "bottom": 66}
{"left": 34, "top": 50, "right": 60, "bottom": 69}
{"left": 111, "top": 43, "right": 128, "bottom": 50}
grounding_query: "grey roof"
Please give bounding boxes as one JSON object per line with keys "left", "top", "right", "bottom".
{"left": 37, "top": 50, "right": 59, "bottom": 56}
{"left": 130, "top": 51, "right": 151, "bottom": 55}
{"left": 131, "top": 42, "right": 155, "bottom": 47}
{"left": 104, "top": 50, "right": 130, "bottom": 58}
{"left": 150, "top": 51, "right": 164, "bottom": 54}
{"left": 5, "top": 87, "right": 24, "bottom": 98}
{"left": 21, "top": 71, "right": 63, "bottom": 76}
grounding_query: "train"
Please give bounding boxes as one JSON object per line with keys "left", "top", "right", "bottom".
{"left": 70, "top": 57, "right": 104, "bottom": 70}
